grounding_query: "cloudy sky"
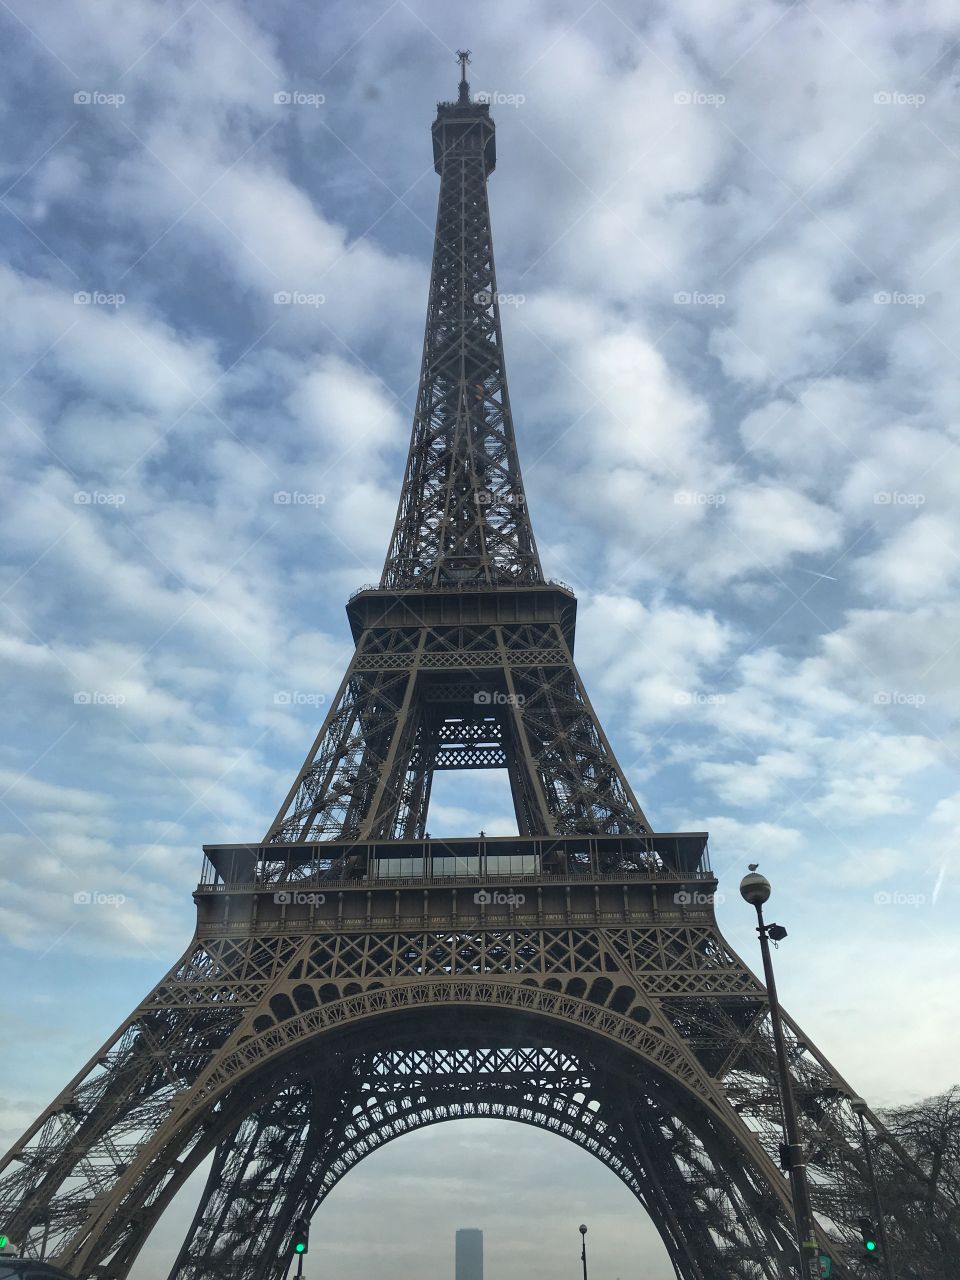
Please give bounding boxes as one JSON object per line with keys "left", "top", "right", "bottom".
{"left": 1, "top": 1, "right": 959, "bottom": 1277}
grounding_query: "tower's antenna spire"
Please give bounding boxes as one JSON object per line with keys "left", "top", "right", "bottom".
{"left": 456, "top": 48, "right": 471, "bottom": 104}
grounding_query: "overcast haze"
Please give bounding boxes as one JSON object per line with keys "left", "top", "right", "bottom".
{"left": 1, "top": 1, "right": 959, "bottom": 1278}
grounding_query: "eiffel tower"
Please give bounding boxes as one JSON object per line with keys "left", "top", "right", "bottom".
{"left": 0, "top": 53, "right": 930, "bottom": 1280}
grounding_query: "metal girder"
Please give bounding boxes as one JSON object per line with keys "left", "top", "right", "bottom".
{"left": 381, "top": 90, "right": 541, "bottom": 589}
{"left": 0, "top": 916, "right": 937, "bottom": 1279}
{"left": 264, "top": 621, "right": 652, "bottom": 843}
{"left": 167, "top": 1040, "right": 799, "bottom": 1280}
{"left": 0, "top": 60, "right": 941, "bottom": 1280}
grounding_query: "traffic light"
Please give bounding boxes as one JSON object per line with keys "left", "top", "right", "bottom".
{"left": 857, "top": 1217, "right": 879, "bottom": 1258}
{"left": 292, "top": 1218, "right": 309, "bottom": 1256}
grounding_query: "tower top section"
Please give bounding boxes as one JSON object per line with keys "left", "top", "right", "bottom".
{"left": 381, "top": 50, "right": 537, "bottom": 590}
{"left": 432, "top": 50, "right": 496, "bottom": 175}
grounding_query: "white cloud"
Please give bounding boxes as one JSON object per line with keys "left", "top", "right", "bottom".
{"left": 1, "top": 7, "right": 959, "bottom": 1273}
{"left": 857, "top": 514, "right": 960, "bottom": 605}
{"left": 575, "top": 592, "right": 735, "bottom": 727}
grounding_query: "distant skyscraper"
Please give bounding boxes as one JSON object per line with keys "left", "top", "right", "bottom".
{"left": 455, "top": 1227, "right": 483, "bottom": 1280}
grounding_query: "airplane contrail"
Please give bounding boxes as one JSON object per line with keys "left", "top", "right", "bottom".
{"left": 931, "top": 860, "right": 947, "bottom": 906}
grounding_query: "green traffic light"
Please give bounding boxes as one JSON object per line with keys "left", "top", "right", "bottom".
{"left": 295, "top": 1243, "right": 306, "bottom": 1254}
{"left": 865, "top": 1240, "right": 877, "bottom": 1251}
{"left": 0, "top": 1235, "right": 7, "bottom": 1249}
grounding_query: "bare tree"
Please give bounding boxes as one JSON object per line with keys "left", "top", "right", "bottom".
{"left": 872, "top": 1085, "right": 960, "bottom": 1278}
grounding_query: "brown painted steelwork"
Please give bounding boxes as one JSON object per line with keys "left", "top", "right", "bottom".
{"left": 0, "top": 57, "right": 932, "bottom": 1280}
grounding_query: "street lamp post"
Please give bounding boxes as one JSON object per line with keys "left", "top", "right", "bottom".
{"left": 579, "top": 1223, "right": 588, "bottom": 1280}
{"left": 851, "top": 1097, "right": 897, "bottom": 1280}
{"left": 740, "top": 869, "right": 821, "bottom": 1280}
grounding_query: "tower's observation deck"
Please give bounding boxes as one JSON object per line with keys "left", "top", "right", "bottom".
{"left": 196, "top": 833, "right": 714, "bottom": 935}
{"left": 432, "top": 96, "right": 496, "bottom": 175}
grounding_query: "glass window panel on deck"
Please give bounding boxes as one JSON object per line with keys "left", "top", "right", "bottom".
{"left": 485, "top": 853, "right": 539, "bottom": 876}
{"left": 432, "top": 855, "right": 481, "bottom": 877}
{"left": 373, "top": 857, "right": 425, "bottom": 879}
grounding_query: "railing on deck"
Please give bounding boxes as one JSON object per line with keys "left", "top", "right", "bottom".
{"left": 196, "top": 865, "right": 716, "bottom": 895}
{"left": 198, "top": 833, "right": 712, "bottom": 892}
{"left": 347, "top": 577, "right": 575, "bottom": 601}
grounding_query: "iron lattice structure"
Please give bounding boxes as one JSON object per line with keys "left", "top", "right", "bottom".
{"left": 0, "top": 58, "right": 945, "bottom": 1280}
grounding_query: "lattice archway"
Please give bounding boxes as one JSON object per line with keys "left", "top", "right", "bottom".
{"left": 92, "top": 991, "right": 800, "bottom": 1280}
{"left": 162, "top": 1006, "right": 800, "bottom": 1280}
